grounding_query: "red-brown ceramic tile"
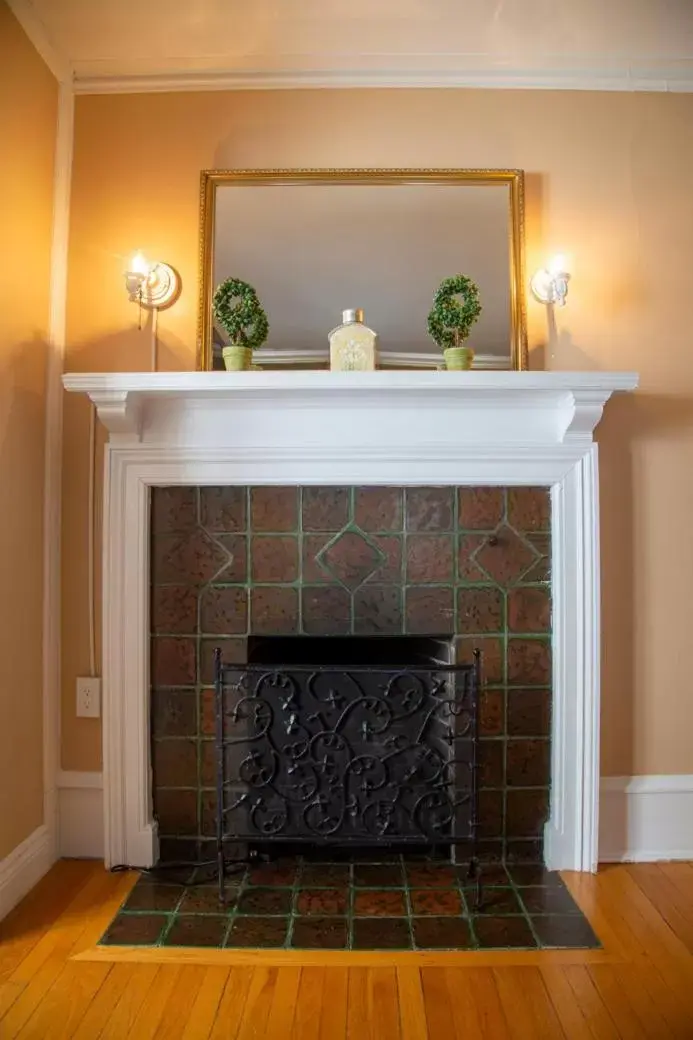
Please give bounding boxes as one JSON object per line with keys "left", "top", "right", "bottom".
{"left": 474, "top": 526, "right": 538, "bottom": 586}
{"left": 458, "top": 488, "right": 504, "bottom": 530}
{"left": 353, "top": 890, "right": 407, "bottom": 916}
{"left": 152, "top": 689, "right": 197, "bottom": 738}
{"left": 478, "top": 790, "right": 504, "bottom": 838}
{"left": 353, "top": 586, "right": 402, "bottom": 635}
{"left": 152, "top": 530, "right": 231, "bottom": 585}
{"left": 365, "top": 535, "right": 402, "bottom": 583}
{"left": 405, "top": 587, "right": 454, "bottom": 634}
{"left": 458, "top": 534, "right": 490, "bottom": 582}
{"left": 412, "top": 917, "right": 472, "bottom": 949}
{"left": 199, "top": 586, "right": 247, "bottom": 635}
{"left": 250, "top": 487, "right": 298, "bottom": 532}
{"left": 455, "top": 637, "right": 503, "bottom": 684}
{"left": 406, "top": 864, "right": 457, "bottom": 888}
{"left": 508, "top": 487, "right": 550, "bottom": 533}
{"left": 457, "top": 586, "right": 504, "bottom": 633}
{"left": 507, "top": 689, "right": 551, "bottom": 736}
{"left": 410, "top": 889, "right": 462, "bottom": 915}
{"left": 153, "top": 739, "right": 198, "bottom": 787}
{"left": 301, "top": 586, "right": 351, "bottom": 635}
{"left": 406, "top": 535, "right": 454, "bottom": 583}
{"left": 212, "top": 535, "right": 247, "bottom": 582}
{"left": 151, "top": 487, "right": 198, "bottom": 533}
{"left": 352, "top": 917, "right": 411, "bottom": 949}
{"left": 508, "top": 587, "right": 551, "bottom": 633}
{"left": 301, "top": 487, "right": 349, "bottom": 532}
{"left": 151, "top": 637, "right": 196, "bottom": 686}
{"left": 478, "top": 740, "right": 504, "bottom": 788}
{"left": 296, "top": 889, "right": 348, "bottom": 915}
{"left": 151, "top": 586, "right": 197, "bottom": 635}
{"left": 507, "top": 639, "right": 551, "bottom": 684}
{"left": 153, "top": 789, "right": 198, "bottom": 835}
{"left": 506, "top": 789, "right": 550, "bottom": 837}
{"left": 506, "top": 739, "right": 551, "bottom": 787}
{"left": 405, "top": 488, "right": 453, "bottom": 532}
{"left": 302, "top": 535, "right": 332, "bottom": 583}
{"left": 291, "top": 917, "right": 347, "bottom": 949}
{"left": 251, "top": 536, "right": 299, "bottom": 583}
{"left": 354, "top": 488, "right": 403, "bottom": 532}
{"left": 198, "top": 638, "right": 247, "bottom": 684}
{"left": 250, "top": 587, "right": 299, "bottom": 634}
{"left": 479, "top": 689, "right": 504, "bottom": 736}
{"left": 200, "top": 487, "right": 246, "bottom": 532}
{"left": 318, "top": 530, "right": 383, "bottom": 589}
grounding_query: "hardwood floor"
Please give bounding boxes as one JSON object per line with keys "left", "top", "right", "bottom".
{"left": 1, "top": 860, "right": 693, "bottom": 1037}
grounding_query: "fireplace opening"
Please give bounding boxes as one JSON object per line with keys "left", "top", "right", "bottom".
{"left": 247, "top": 635, "right": 454, "bottom": 668}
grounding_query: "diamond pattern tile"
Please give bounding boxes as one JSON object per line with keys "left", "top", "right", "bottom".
{"left": 317, "top": 529, "right": 385, "bottom": 590}
{"left": 474, "top": 525, "right": 539, "bottom": 586}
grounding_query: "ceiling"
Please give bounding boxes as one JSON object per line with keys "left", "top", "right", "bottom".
{"left": 13, "top": 0, "right": 693, "bottom": 92}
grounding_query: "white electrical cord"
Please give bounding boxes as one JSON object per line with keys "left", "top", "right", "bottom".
{"left": 87, "top": 400, "right": 96, "bottom": 678}
{"left": 151, "top": 306, "right": 158, "bottom": 371}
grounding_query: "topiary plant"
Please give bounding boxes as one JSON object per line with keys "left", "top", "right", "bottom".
{"left": 427, "top": 274, "right": 482, "bottom": 351}
{"left": 212, "top": 277, "right": 269, "bottom": 350}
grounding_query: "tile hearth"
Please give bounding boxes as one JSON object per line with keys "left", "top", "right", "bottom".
{"left": 100, "top": 855, "right": 599, "bottom": 952}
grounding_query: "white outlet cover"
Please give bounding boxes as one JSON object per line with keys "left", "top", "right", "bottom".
{"left": 76, "top": 676, "right": 101, "bottom": 718}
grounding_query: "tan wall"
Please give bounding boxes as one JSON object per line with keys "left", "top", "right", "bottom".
{"left": 63, "top": 88, "right": 693, "bottom": 777}
{"left": 0, "top": 2, "right": 57, "bottom": 858}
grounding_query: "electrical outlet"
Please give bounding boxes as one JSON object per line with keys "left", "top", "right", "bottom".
{"left": 76, "top": 677, "right": 101, "bottom": 718}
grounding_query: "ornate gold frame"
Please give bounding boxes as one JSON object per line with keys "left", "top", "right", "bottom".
{"left": 197, "top": 169, "right": 528, "bottom": 371}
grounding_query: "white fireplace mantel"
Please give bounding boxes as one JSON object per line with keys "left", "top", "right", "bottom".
{"left": 63, "top": 369, "right": 638, "bottom": 873}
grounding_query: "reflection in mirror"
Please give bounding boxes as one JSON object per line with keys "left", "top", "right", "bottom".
{"left": 198, "top": 171, "right": 526, "bottom": 371}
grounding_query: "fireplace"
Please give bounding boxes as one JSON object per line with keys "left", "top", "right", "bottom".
{"left": 63, "top": 370, "right": 638, "bottom": 872}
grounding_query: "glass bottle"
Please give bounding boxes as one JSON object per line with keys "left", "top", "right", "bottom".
{"left": 328, "top": 308, "right": 378, "bottom": 371}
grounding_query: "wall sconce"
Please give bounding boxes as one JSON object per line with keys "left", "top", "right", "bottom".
{"left": 530, "top": 255, "right": 571, "bottom": 307}
{"left": 124, "top": 252, "right": 180, "bottom": 311}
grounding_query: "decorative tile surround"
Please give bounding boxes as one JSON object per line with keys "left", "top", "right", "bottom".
{"left": 150, "top": 485, "right": 552, "bottom": 864}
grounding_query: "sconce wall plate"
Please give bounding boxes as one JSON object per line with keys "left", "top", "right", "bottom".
{"left": 125, "top": 257, "right": 180, "bottom": 310}
{"left": 530, "top": 268, "right": 571, "bottom": 307}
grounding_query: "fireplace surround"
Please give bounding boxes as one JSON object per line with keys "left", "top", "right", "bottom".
{"left": 63, "top": 369, "right": 638, "bottom": 873}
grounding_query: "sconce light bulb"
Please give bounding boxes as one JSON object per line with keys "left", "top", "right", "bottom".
{"left": 548, "top": 254, "right": 568, "bottom": 276}
{"left": 129, "top": 251, "right": 150, "bottom": 277}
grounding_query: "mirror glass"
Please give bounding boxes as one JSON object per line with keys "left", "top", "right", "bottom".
{"left": 198, "top": 171, "right": 526, "bottom": 370}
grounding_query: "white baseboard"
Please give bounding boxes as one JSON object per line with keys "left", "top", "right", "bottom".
{"left": 599, "top": 775, "right": 693, "bottom": 862}
{"left": 53, "top": 771, "right": 693, "bottom": 866}
{"left": 57, "top": 771, "right": 104, "bottom": 859}
{"left": 0, "top": 825, "right": 53, "bottom": 921}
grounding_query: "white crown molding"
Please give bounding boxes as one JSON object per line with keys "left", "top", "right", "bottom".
{"left": 6, "top": 0, "right": 72, "bottom": 84}
{"left": 73, "top": 64, "right": 693, "bottom": 96}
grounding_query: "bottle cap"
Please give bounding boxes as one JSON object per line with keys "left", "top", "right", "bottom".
{"left": 342, "top": 308, "right": 364, "bottom": 324}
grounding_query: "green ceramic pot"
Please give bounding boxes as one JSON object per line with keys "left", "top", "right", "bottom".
{"left": 443, "top": 346, "right": 475, "bottom": 370}
{"left": 222, "top": 345, "right": 253, "bottom": 371}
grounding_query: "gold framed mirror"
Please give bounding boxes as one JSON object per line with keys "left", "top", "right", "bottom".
{"left": 197, "top": 169, "right": 527, "bottom": 371}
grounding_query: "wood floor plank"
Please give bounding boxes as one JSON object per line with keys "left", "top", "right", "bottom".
{"left": 70, "top": 964, "right": 140, "bottom": 1040}
{"left": 265, "top": 966, "right": 300, "bottom": 1040}
{"left": 564, "top": 965, "right": 621, "bottom": 1039}
{"left": 14, "top": 963, "right": 113, "bottom": 1040}
{"left": 609, "top": 963, "right": 677, "bottom": 1040}
{"left": 291, "top": 967, "right": 323, "bottom": 1040}
{"left": 628, "top": 865, "right": 693, "bottom": 952}
{"left": 153, "top": 965, "right": 207, "bottom": 1039}
{"left": 368, "top": 968, "right": 400, "bottom": 1040}
{"left": 0, "top": 869, "right": 123, "bottom": 1038}
{"left": 396, "top": 968, "right": 428, "bottom": 1040}
{"left": 442, "top": 968, "right": 484, "bottom": 1037}
{"left": 97, "top": 963, "right": 161, "bottom": 1039}
{"left": 589, "top": 965, "right": 649, "bottom": 1039}
{"left": 461, "top": 968, "right": 509, "bottom": 1039}
{"left": 125, "top": 964, "right": 183, "bottom": 1039}
{"left": 319, "top": 968, "right": 348, "bottom": 1040}
{"left": 540, "top": 967, "right": 592, "bottom": 1039}
{"left": 494, "top": 967, "right": 565, "bottom": 1039}
{"left": 236, "top": 967, "right": 277, "bottom": 1040}
{"left": 346, "top": 968, "right": 370, "bottom": 1040}
{"left": 659, "top": 862, "right": 693, "bottom": 902}
{"left": 0, "top": 861, "right": 93, "bottom": 982}
{"left": 181, "top": 967, "right": 231, "bottom": 1040}
{"left": 209, "top": 967, "right": 254, "bottom": 1040}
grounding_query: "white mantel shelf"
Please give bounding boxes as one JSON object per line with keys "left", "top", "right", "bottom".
{"left": 64, "top": 370, "right": 638, "bottom": 447}
{"left": 63, "top": 368, "right": 638, "bottom": 874}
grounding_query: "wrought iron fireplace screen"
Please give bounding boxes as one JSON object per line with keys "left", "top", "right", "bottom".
{"left": 213, "top": 649, "right": 481, "bottom": 865}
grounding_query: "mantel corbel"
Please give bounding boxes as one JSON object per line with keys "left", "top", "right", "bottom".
{"left": 88, "top": 390, "right": 143, "bottom": 440}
